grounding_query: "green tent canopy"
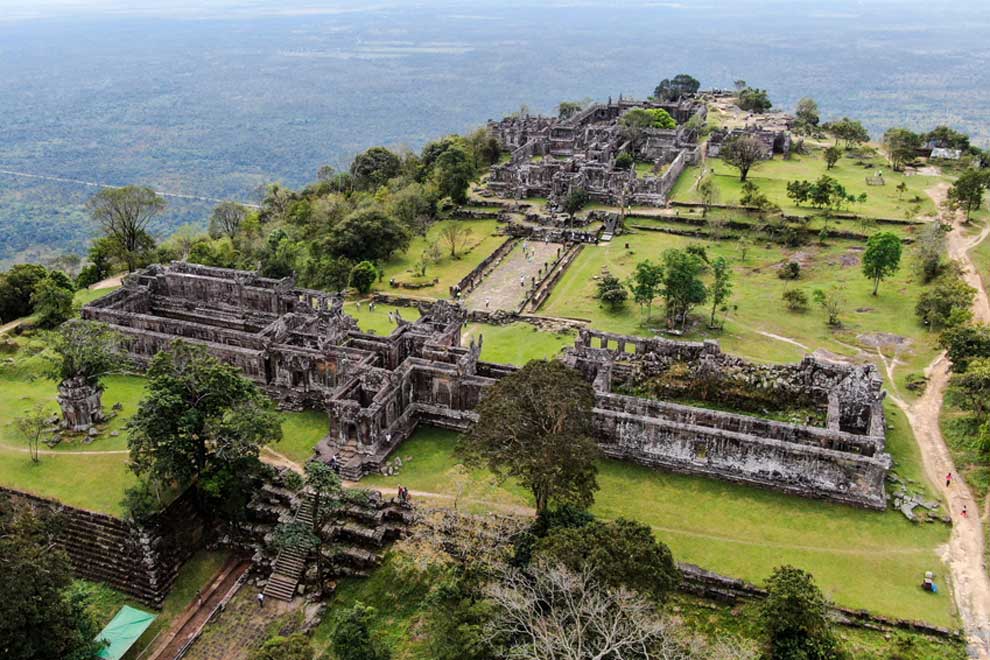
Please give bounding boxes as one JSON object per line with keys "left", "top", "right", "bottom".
{"left": 95, "top": 605, "right": 156, "bottom": 660}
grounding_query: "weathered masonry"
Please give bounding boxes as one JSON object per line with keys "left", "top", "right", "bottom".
{"left": 84, "top": 263, "right": 890, "bottom": 509}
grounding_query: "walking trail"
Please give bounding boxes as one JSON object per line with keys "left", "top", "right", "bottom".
{"left": 890, "top": 183, "right": 990, "bottom": 656}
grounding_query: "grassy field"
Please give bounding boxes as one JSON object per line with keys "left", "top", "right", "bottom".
{"left": 79, "top": 550, "right": 230, "bottom": 660}
{"left": 0, "top": 335, "right": 330, "bottom": 515}
{"left": 362, "top": 420, "right": 954, "bottom": 627}
{"left": 539, "top": 228, "right": 940, "bottom": 395}
{"left": 378, "top": 219, "right": 505, "bottom": 297}
{"left": 463, "top": 321, "right": 575, "bottom": 365}
{"left": 670, "top": 149, "right": 944, "bottom": 219}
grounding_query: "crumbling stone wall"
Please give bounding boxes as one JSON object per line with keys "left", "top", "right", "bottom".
{"left": 0, "top": 485, "right": 206, "bottom": 607}
{"left": 84, "top": 264, "right": 889, "bottom": 509}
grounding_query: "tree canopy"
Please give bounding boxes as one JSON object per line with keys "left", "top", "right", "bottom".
{"left": 459, "top": 360, "right": 599, "bottom": 513}
{"left": 760, "top": 565, "right": 845, "bottom": 660}
{"left": 736, "top": 87, "right": 772, "bottom": 113}
{"left": 86, "top": 185, "right": 166, "bottom": 272}
{"left": 653, "top": 74, "right": 700, "bottom": 101}
{"left": 862, "top": 232, "right": 902, "bottom": 296}
{"left": 127, "top": 341, "right": 282, "bottom": 495}
{"left": 719, "top": 134, "right": 765, "bottom": 182}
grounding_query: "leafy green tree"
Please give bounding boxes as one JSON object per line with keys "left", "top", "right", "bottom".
{"left": 720, "top": 134, "right": 765, "bottom": 182}
{"left": 349, "top": 261, "right": 379, "bottom": 294}
{"left": 0, "top": 499, "right": 106, "bottom": 660}
{"left": 45, "top": 317, "right": 127, "bottom": 383}
{"left": 914, "top": 221, "right": 946, "bottom": 283}
{"left": 208, "top": 202, "right": 248, "bottom": 239}
{"left": 30, "top": 274, "right": 74, "bottom": 329}
{"left": 127, "top": 342, "right": 282, "bottom": 502}
{"left": 883, "top": 128, "right": 922, "bottom": 171}
{"left": 654, "top": 74, "right": 700, "bottom": 101}
{"left": 862, "top": 232, "right": 902, "bottom": 295}
{"left": 916, "top": 273, "right": 976, "bottom": 330}
{"left": 947, "top": 169, "right": 990, "bottom": 221}
{"left": 258, "top": 228, "right": 301, "bottom": 279}
{"left": 760, "top": 565, "right": 846, "bottom": 660}
{"left": 558, "top": 101, "right": 584, "bottom": 119}
{"left": 736, "top": 87, "right": 772, "bottom": 113}
{"left": 0, "top": 263, "right": 48, "bottom": 323}
{"left": 350, "top": 146, "right": 401, "bottom": 190}
{"left": 621, "top": 107, "right": 677, "bottom": 130}
{"left": 14, "top": 405, "right": 48, "bottom": 464}
{"left": 331, "top": 603, "right": 390, "bottom": 660}
{"left": 304, "top": 460, "right": 344, "bottom": 594}
{"left": 795, "top": 98, "right": 820, "bottom": 128}
{"left": 434, "top": 145, "right": 475, "bottom": 204}
{"left": 533, "top": 518, "right": 680, "bottom": 603}
{"left": 425, "top": 569, "right": 499, "bottom": 660}
{"left": 823, "top": 145, "right": 841, "bottom": 170}
{"left": 940, "top": 323, "right": 990, "bottom": 373}
{"left": 782, "top": 288, "right": 809, "bottom": 312}
{"left": 660, "top": 248, "right": 708, "bottom": 329}
{"left": 561, "top": 188, "right": 590, "bottom": 215}
{"left": 614, "top": 151, "right": 634, "bottom": 171}
{"left": 86, "top": 185, "right": 166, "bottom": 271}
{"left": 76, "top": 238, "right": 116, "bottom": 289}
{"left": 708, "top": 256, "right": 733, "bottom": 328}
{"left": 822, "top": 117, "right": 870, "bottom": 149}
{"left": 459, "top": 360, "right": 598, "bottom": 514}
{"left": 951, "top": 357, "right": 990, "bottom": 419}
{"left": 786, "top": 180, "right": 813, "bottom": 206}
{"left": 596, "top": 273, "right": 628, "bottom": 310}
{"left": 925, "top": 126, "right": 971, "bottom": 152}
{"left": 252, "top": 633, "right": 313, "bottom": 660}
{"left": 323, "top": 209, "right": 410, "bottom": 263}
{"left": 629, "top": 260, "right": 663, "bottom": 319}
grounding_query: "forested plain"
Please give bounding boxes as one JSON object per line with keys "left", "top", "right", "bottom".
{"left": 2, "top": 0, "right": 990, "bottom": 264}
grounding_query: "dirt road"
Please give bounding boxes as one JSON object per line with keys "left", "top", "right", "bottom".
{"left": 892, "top": 184, "right": 990, "bottom": 656}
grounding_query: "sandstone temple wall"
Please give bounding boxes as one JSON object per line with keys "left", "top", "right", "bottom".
{"left": 83, "top": 263, "right": 890, "bottom": 509}
{"left": 0, "top": 485, "right": 206, "bottom": 607}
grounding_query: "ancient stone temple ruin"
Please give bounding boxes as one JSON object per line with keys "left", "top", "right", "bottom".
{"left": 486, "top": 95, "right": 707, "bottom": 207}
{"left": 84, "top": 263, "right": 890, "bottom": 509}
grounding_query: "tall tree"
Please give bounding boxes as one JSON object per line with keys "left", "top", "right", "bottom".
{"left": 823, "top": 145, "right": 841, "bottom": 170}
{"left": 350, "top": 146, "right": 401, "bottom": 190}
{"left": 719, "top": 135, "right": 765, "bottom": 182}
{"left": 947, "top": 169, "right": 990, "bottom": 221}
{"left": 208, "top": 202, "right": 248, "bottom": 239}
{"left": 533, "top": 518, "right": 680, "bottom": 603}
{"left": 654, "top": 74, "right": 700, "bottom": 101}
{"left": 0, "top": 263, "right": 48, "bottom": 323}
{"left": 434, "top": 145, "right": 475, "bottom": 204}
{"left": 459, "top": 360, "right": 599, "bottom": 514}
{"left": 331, "top": 603, "right": 391, "bottom": 660}
{"left": 660, "top": 248, "right": 708, "bottom": 329}
{"left": 883, "top": 128, "right": 922, "bottom": 171}
{"left": 861, "top": 232, "right": 903, "bottom": 295}
{"left": 736, "top": 87, "right": 772, "bottom": 113}
{"left": 15, "top": 405, "right": 48, "bottom": 464}
{"left": 629, "top": 260, "right": 664, "bottom": 319}
{"left": 0, "top": 499, "right": 106, "bottom": 660}
{"left": 760, "top": 566, "right": 846, "bottom": 660}
{"left": 30, "top": 274, "right": 74, "bottom": 329}
{"left": 708, "top": 256, "right": 733, "bottom": 328}
{"left": 127, "top": 341, "right": 282, "bottom": 498}
{"left": 822, "top": 117, "right": 869, "bottom": 149}
{"left": 86, "top": 186, "right": 166, "bottom": 271}
{"left": 438, "top": 221, "right": 474, "bottom": 258}
{"left": 794, "top": 97, "right": 820, "bottom": 128}
{"left": 323, "top": 209, "right": 411, "bottom": 263}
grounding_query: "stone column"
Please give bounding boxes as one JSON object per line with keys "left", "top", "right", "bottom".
{"left": 57, "top": 377, "right": 106, "bottom": 431}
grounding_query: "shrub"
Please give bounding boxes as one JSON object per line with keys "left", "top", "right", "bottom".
{"left": 595, "top": 274, "right": 627, "bottom": 310}
{"left": 614, "top": 151, "right": 634, "bottom": 171}
{"left": 782, "top": 289, "right": 809, "bottom": 312}
{"left": 349, "top": 261, "right": 379, "bottom": 294}
{"left": 778, "top": 261, "right": 801, "bottom": 280}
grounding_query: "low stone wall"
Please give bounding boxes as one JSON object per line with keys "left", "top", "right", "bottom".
{"left": 450, "top": 237, "right": 517, "bottom": 297}
{"left": 0, "top": 485, "right": 207, "bottom": 607}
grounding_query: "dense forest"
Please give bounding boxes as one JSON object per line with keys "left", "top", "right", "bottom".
{"left": 2, "top": 0, "right": 989, "bottom": 264}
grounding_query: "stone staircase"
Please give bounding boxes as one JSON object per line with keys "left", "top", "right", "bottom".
{"left": 263, "top": 495, "right": 314, "bottom": 601}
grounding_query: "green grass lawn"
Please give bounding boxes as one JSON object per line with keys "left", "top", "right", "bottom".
{"left": 78, "top": 550, "right": 230, "bottom": 659}
{"left": 363, "top": 424, "right": 955, "bottom": 626}
{"left": 464, "top": 322, "right": 575, "bottom": 365}
{"left": 378, "top": 219, "right": 505, "bottom": 297}
{"left": 345, "top": 301, "right": 422, "bottom": 336}
{"left": 540, "top": 229, "right": 940, "bottom": 393}
{"left": 670, "top": 149, "right": 944, "bottom": 219}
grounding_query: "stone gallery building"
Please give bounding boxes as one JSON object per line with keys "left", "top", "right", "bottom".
{"left": 84, "top": 262, "right": 891, "bottom": 509}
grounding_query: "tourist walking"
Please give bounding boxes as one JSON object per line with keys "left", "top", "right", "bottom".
{"left": 257, "top": 592, "right": 265, "bottom": 608}
{"left": 961, "top": 504, "right": 968, "bottom": 519}
{"left": 946, "top": 472, "right": 952, "bottom": 487}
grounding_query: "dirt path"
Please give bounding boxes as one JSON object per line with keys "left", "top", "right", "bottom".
{"left": 89, "top": 274, "right": 124, "bottom": 290}
{"left": 891, "top": 184, "right": 990, "bottom": 656}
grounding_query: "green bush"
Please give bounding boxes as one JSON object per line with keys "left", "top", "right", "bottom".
{"left": 349, "top": 261, "right": 379, "bottom": 294}
{"left": 777, "top": 262, "right": 801, "bottom": 280}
